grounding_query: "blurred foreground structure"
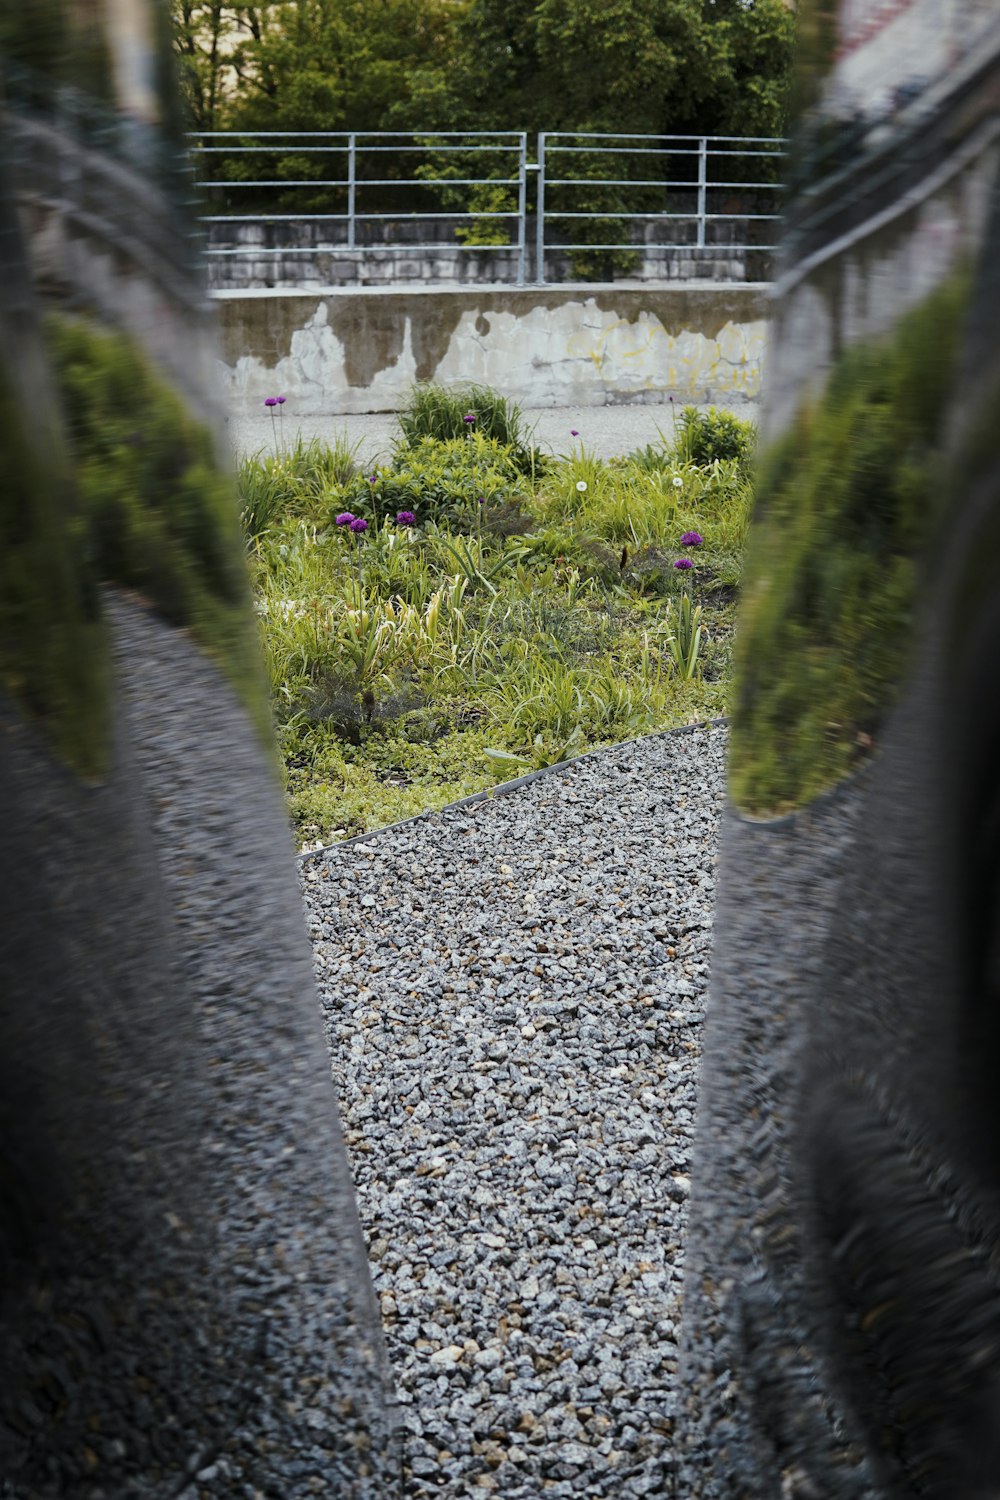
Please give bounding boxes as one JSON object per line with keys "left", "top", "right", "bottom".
{"left": 681, "top": 2, "right": 1000, "bottom": 1496}
{"left": 6, "top": 1, "right": 1000, "bottom": 1497}
{"left": 0, "top": 3, "right": 398, "bottom": 1494}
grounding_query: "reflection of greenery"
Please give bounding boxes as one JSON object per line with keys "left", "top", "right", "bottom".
{"left": 48, "top": 314, "right": 272, "bottom": 750}
{"left": 0, "top": 362, "right": 109, "bottom": 778}
{"left": 0, "top": 1, "right": 114, "bottom": 104}
{"left": 730, "top": 271, "right": 970, "bottom": 815}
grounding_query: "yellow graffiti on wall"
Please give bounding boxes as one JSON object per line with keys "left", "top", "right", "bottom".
{"left": 572, "top": 314, "right": 766, "bottom": 399}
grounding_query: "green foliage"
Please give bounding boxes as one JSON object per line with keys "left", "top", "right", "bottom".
{"left": 237, "top": 434, "right": 359, "bottom": 539}
{"left": 666, "top": 593, "right": 703, "bottom": 680}
{"left": 48, "top": 313, "right": 271, "bottom": 745}
{"left": 674, "top": 405, "right": 757, "bottom": 468}
{"left": 0, "top": 357, "right": 108, "bottom": 778}
{"left": 396, "top": 384, "right": 534, "bottom": 459}
{"left": 338, "top": 434, "right": 525, "bottom": 531}
{"left": 172, "top": 0, "right": 797, "bottom": 159}
{"left": 1, "top": 0, "right": 116, "bottom": 103}
{"left": 730, "top": 271, "right": 970, "bottom": 815}
{"left": 441, "top": 0, "right": 794, "bottom": 140}
{"left": 247, "top": 398, "right": 747, "bottom": 843}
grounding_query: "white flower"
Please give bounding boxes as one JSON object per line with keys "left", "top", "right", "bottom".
{"left": 673, "top": 476, "right": 683, "bottom": 489}
{"left": 576, "top": 480, "right": 588, "bottom": 493}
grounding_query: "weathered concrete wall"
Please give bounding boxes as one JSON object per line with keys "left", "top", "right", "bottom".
{"left": 213, "top": 283, "right": 770, "bottom": 414}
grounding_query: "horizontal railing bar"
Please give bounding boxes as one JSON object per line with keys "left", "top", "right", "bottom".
{"left": 201, "top": 214, "right": 350, "bottom": 222}
{"left": 190, "top": 129, "right": 781, "bottom": 143}
{"left": 545, "top": 147, "right": 784, "bottom": 161}
{"left": 197, "top": 177, "right": 520, "bottom": 190}
{"left": 353, "top": 210, "right": 516, "bottom": 220}
{"left": 190, "top": 130, "right": 526, "bottom": 139}
{"left": 542, "top": 210, "right": 782, "bottom": 220}
{"left": 192, "top": 144, "right": 521, "bottom": 156}
{"left": 204, "top": 243, "right": 518, "bottom": 255}
{"left": 351, "top": 144, "right": 520, "bottom": 153}
{"left": 543, "top": 177, "right": 780, "bottom": 189}
{"left": 195, "top": 179, "right": 349, "bottom": 188}
{"left": 194, "top": 147, "right": 350, "bottom": 154}
{"left": 341, "top": 177, "right": 520, "bottom": 188}
{"left": 544, "top": 241, "right": 778, "bottom": 251}
{"left": 542, "top": 180, "right": 785, "bottom": 192}
{"left": 543, "top": 130, "right": 784, "bottom": 142}
{"left": 545, "top": 145, "right": 701, "bottom": 157}
{"left": 543, "top": 177, "right": 697, "bottom": 188}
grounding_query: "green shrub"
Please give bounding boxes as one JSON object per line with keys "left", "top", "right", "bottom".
{"left": 338, "top": 434, "right": 525, "bottom": 531}
{"left": 674, "top": 406, "right": 757, "bottom": 468}
{"left": 238, "top": 434, "right": 359, "bottom": 539}
{"left": 49, "top": 314, "right": 270, "bottom": 743}
{"left": 396, "top": 383, "right": 537, "bottom": 468}
{"left": 730, "top": 269, "right": 969, "bottom": 815}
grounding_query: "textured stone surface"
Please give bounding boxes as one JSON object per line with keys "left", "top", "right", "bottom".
{"left": 0, "top": 597, "right": 399, "bottom": 1498}
{"left": 302, "top": 722, "right": 728, "bottom": 1497}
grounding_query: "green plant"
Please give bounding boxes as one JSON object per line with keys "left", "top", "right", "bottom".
{"left": 238, "top": 434, "right": 360, "bottom": 539}
{"left": 484, "top": 724, "right": 587, "bottom": 772}
{"left": 674, "top": 406, "right": 757, "bottom": 469}
{"left": 339, "top": 434, "right": 522, "bottom": 531}
{"left": 48, "top": 312, "right": 270, "bottom": 745}
{"left": 395, "top": 384, "right": 535, "bottom": 466}
{"left": 731, "top": 268, "right": 970, "bottom": 814}
{"left": 666, "top": 594, "right": 704, "bottom": 680}
{"left": 434, "top": 533, "right": 521, "bottom": 596}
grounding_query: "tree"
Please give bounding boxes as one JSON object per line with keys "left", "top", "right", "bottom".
{"left": 171, "top": 0, "right": 795, "bottom": 140}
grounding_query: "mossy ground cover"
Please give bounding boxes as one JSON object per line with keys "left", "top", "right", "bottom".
{"left": 1, "top": 311, "right": 270, "bottom": 777}
{"left": 730, "top": 270, "right": 970, "bottom": 815}
{"left": 243, "top": 399, "right": 755, "bottom": 846}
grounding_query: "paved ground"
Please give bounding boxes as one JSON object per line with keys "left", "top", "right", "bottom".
{"left": 226, "top": 397, "right": 760, "bottom": 467}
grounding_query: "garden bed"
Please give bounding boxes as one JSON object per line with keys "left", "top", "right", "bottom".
{"left": 241, "top": 387, "right": 754, "bottom": 847}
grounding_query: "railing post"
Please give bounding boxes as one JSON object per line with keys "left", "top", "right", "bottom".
{"left": 347, "top": 132, "right": 356, "bottom": 250}
{"left": 697, "top": 137, "right": 707, "bottom": 249}
{"left": 536, "top": 133, "right": 546, "bottom": 285}
{"left": 516, "top": 132, "right": 527, "bottom": 286}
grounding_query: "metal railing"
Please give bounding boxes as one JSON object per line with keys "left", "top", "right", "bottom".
{"left": 189, "top": 130, "right": 786, "bottom": 285}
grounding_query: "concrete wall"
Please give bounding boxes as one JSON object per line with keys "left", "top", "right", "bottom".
{"left": 213, "top": 283, "right": 771, "bottom": 414}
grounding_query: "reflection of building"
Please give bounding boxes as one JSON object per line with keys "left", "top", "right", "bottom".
{"left": 826, "top": 0, "right": 996, "bottom": 122}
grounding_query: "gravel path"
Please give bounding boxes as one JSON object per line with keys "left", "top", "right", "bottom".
{"left": 301, "top": 722, "right": 727, "bottom": 1497}
{"left": 227, "top": 399, "right": 758, "bottom": 468}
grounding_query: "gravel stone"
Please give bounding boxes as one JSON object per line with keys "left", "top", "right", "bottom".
{"left": 302, "top": 721, "right": 727, "bottom": 1496}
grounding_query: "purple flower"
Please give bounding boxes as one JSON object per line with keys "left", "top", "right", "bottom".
{"left": 335, "top": 512, "right": 355, "bottom": 527}
{"left": 680, "top": 531, "right": 704, "bottom": 547}
{"left": 350, "top": 517, "right": 369, "bottom": 533}
{"left": 396, "top": 510, "right": 416, "bottom": 526}
{"left": 571, "top": 429, "right": 579, "bottom": 437}
{"left": 478, "top": 496, "right": 485, "bottom": 506}
{"left": 367, "top": 474, "right": 377, "bottom": 484}
{"left": 673, "top": 558, "right": 694, "bottom": 570}
{"left": 463, "top": 412, "right": 476, "bottom": 424}
{"left": 276, "top": 395, "right": 287, "bottom": 405}
{"left": 264, "top": 396, "right": 278, "bottom": 407}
